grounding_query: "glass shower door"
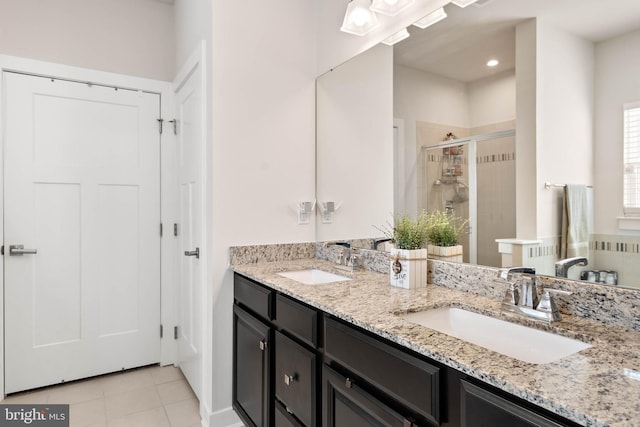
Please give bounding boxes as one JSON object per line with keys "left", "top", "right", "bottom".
{"left": 423, "top": 139, "right": 477, "bottom": 264}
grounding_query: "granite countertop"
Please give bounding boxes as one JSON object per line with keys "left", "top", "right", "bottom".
{"left": 232, "top": 258, "right": 640, "bottom": 427}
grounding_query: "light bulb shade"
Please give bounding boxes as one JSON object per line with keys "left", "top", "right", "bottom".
{"left": 381, "top": 28, "right": 410, "bottom": 45}
{"left": 370, "top": 0, "right": 414, "bottom": 16}
{"left": 413, "top": 7, "right": 447, "bottom": 29}
{"left": 341, "top": 0, "right": 379, "bottom": 36}
{"left": 451, "top": 0, "right": 479, "bottom": 7}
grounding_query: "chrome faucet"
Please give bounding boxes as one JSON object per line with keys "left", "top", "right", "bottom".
{"left": 325, "top": 241, "right": 360, "bottom": 272}
{"left": 498, "top": 267, "right": 570, "bottom": 322}
{"left": 555, "top": 256, "right": 588, "bottom": 278}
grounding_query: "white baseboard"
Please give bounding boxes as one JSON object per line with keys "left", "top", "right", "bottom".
{"left": 202, "top": 405, "right": 242, "bottom": 427}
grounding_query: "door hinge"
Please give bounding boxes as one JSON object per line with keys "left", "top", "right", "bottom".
{"left": 160, "top": 324, "right": 163, "bottom": 338}
{"left": 160, "top": 223, "right": 163, "bottom": 237}
{"left": 174, "top": 223, "right": 178, "bottom": 237}
{"left": 157, "top": 118, "right": 164, "bottom": 134}
{"left": 1, "top": 245, "right": 3, "bottom": 256}
{"left": 168, "top": 119, "right": 177, "bottom": 135}
{"left": 174, "top": 326, "right": 178, "bottom": 340}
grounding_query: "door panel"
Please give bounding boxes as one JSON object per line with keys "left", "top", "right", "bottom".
{"left": 4, "top": 71, "right": 161, "bottom": 393}
{"left": 175, "top": 59, "right": 205, "bottom": 400}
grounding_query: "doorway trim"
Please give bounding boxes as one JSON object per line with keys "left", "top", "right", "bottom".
{"left": 0, "top": 54, "right": 177, "bottom": 399}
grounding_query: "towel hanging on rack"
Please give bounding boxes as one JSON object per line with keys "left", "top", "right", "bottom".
{"left": 561, "top": 184, "right": 589, "bottom": 259}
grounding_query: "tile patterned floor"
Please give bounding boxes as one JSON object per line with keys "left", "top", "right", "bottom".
{"left": 3, "top": 365, "right": 201, "bottom": 427}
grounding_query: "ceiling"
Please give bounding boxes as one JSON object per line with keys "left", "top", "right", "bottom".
{"left": 394, "top": 0, "right": 640, "bottom": 83}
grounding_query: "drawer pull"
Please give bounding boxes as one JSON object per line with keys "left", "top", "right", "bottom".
{"left": 345, "top": 378, "right": 353, "bottom": 389}
{"left": 284, "top": 373, "right": 297, "bottom": 386}
{"left": 259, "top": 340, "right": 267, "bottom": 351}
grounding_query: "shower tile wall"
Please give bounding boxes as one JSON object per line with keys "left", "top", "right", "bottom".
{"left": 472, "top": 121, "right": 516, "bottom": 267}
{"left": 590, "top": 234, "right": 640, "bottom": 289}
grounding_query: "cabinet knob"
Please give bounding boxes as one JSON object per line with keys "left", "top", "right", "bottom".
{"left": 284, "top": 373, "right": 297, "bottom": 386}
{"left": 259, "top": 340, "right": 267, "bottom": 351}
{"left": 345, "top": 378, "right": 352, "bottom": 389}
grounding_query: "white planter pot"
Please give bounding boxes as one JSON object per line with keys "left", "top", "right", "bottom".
{"left": 390, "top": 248, "right": 427, "bottom": 289}
{"left": 427, "top": 244, "right": 463, "bottom": 263}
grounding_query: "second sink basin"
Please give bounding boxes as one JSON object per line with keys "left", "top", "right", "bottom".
{"left": 399, "top": 307, "right": 591, "bottom": 364}
{"left": 277, "top": 269, "right": 351, "bottom": 285}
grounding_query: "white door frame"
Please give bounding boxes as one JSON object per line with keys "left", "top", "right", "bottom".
{"left": 0, "top": 55, "right": 178, "bottom": 399}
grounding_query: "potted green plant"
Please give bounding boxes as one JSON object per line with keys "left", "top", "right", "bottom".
{"left": 376, "top": 212, "right": 430, "bottom": 289}
{"left": 425, "top": 210, "right": 468, "bottom": 262}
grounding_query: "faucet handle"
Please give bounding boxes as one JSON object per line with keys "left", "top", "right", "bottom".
{"left": 536, "top": 288, "right": 570, "bottom": 322}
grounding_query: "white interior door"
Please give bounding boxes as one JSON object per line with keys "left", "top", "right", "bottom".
{"left": 175, "top": 59, "right": 204, "bottom": 400}
{"left": 3, "top": 71, "right": 161, "bottom": 393}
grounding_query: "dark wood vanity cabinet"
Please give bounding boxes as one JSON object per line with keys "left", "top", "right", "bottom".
{"left": 233, "top": 304, "right": 272, "bottom": 427}
{"left": 323, "top": 364, "right": 419, "bottom": 427}
{"left": 233, "top": 274, "right": 320, "bottom": 427}
{"left": 233, "top": 273, "right": 581, "bottom": 427}
{"left": 324, "top": 317, "right": 441, "bottom": 426}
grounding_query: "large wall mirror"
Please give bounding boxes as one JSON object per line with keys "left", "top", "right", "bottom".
{"left": 316, "top": 0, "right": 640, "bottom": 290}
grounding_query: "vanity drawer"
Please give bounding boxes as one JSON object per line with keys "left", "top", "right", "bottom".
{"left": 275, "top": 331, "right": 318, "bottom": 427}
{"left": 234, "top": 273, "right": 273, "bottom": 321}
{"left": 275, "top": 294, "right": 319, "bottom": 348}
{"left": 324, "top": 317, "right": 441, "bottom": 425}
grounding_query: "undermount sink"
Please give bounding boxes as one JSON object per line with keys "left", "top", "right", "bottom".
{"left": 399, "top": 307, "right": 591, "bottom": 364}
{"left": 277, "top": 269, "right": 351, "bottom": 285}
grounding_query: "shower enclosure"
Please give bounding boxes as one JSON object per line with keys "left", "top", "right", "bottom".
{"left": 421, "top": 130, "right": 515, "bottom": 267}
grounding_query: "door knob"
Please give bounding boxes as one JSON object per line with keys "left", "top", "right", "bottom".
{"left": 184, "top": 247, "right": 199, "bottom": 259}
{"left": 9, "top": 245, "right": 38, "bottom": 256}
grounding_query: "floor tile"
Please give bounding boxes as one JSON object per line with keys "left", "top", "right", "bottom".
{"left": 48, "top": 379, "right": 104, "bottom": 405}
{"left": 104, "top": 385, "right": 162, "bottom": 420}
{"left": 101, "top": 368, "right": 156, "bottom": 396}
{"left": 164, "top": 398, "right": 200, "bottom": 427}
{"left": 107, "top": 407, "right": 170, "bottom": 427}
{"left": 150, "top": 365, "right": 184, "bottom": 385}
{"left": 156, "top": 379, "right": 196, "bottom": 405}
{"left": 70, "top": 398, "right": 106, "bottom": 427}
{"left": 3, "top": 389, "right": 50, "bottom": 404}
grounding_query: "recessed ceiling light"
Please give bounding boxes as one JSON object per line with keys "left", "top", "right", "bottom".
{"left": 486, "top": 59, "right": 499, "bottom": 67}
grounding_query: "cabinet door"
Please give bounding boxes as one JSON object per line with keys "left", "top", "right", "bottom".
{"left": 323, "top": 365, "right": 419, "bottom": 427}
{"left": 276, "top": 400, "right": 306, "bottom": 427}
{"left": 233, "top": 305, "right": 272, "bottom": 427}
{"left": 460, "top": 380, "right": 566, "bottom": 427}
{"left": 275, "top": 331, "right": 317, "bottom": 427}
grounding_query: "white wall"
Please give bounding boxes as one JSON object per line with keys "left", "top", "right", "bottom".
{"left": 208, "top": 1, "right": 317, "bottom": 425}
{"left": 536, "top": 21, "right": 594, "bottom": 238}
{"left": 595, "top": 28, "right": 640, "bottom": 234}
{"left": 515, "top": 19, "right": 538, "bottom": 239}
{"left": 317, "top": 45, "right": 394, "bottom": 241}
{"left": 514, "top": 19, "right": 595, "bottom": 240}
{"left": 468, "top": 70, "right": 516, "bottom": 128}
{"left": 0, "top": 0, "right": 175, "bottom": 81}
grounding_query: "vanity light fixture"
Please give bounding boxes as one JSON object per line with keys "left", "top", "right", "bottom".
{"left": 413, "top": 7, "right": 447, "bottom": 29}
{"left": 370, "top": 0, "right": 414, "bottom": 16}
{"left": 341, "top": 0, "right": 379, "bottom": 36}
{"left": 381, "top": 28, "right": 410, "bottom": 45}
{"left": 486, "top": 58, "right": 499, "bottom": 67}
{"left": 451, "top": 0, "right": 479, "bottom": 7}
